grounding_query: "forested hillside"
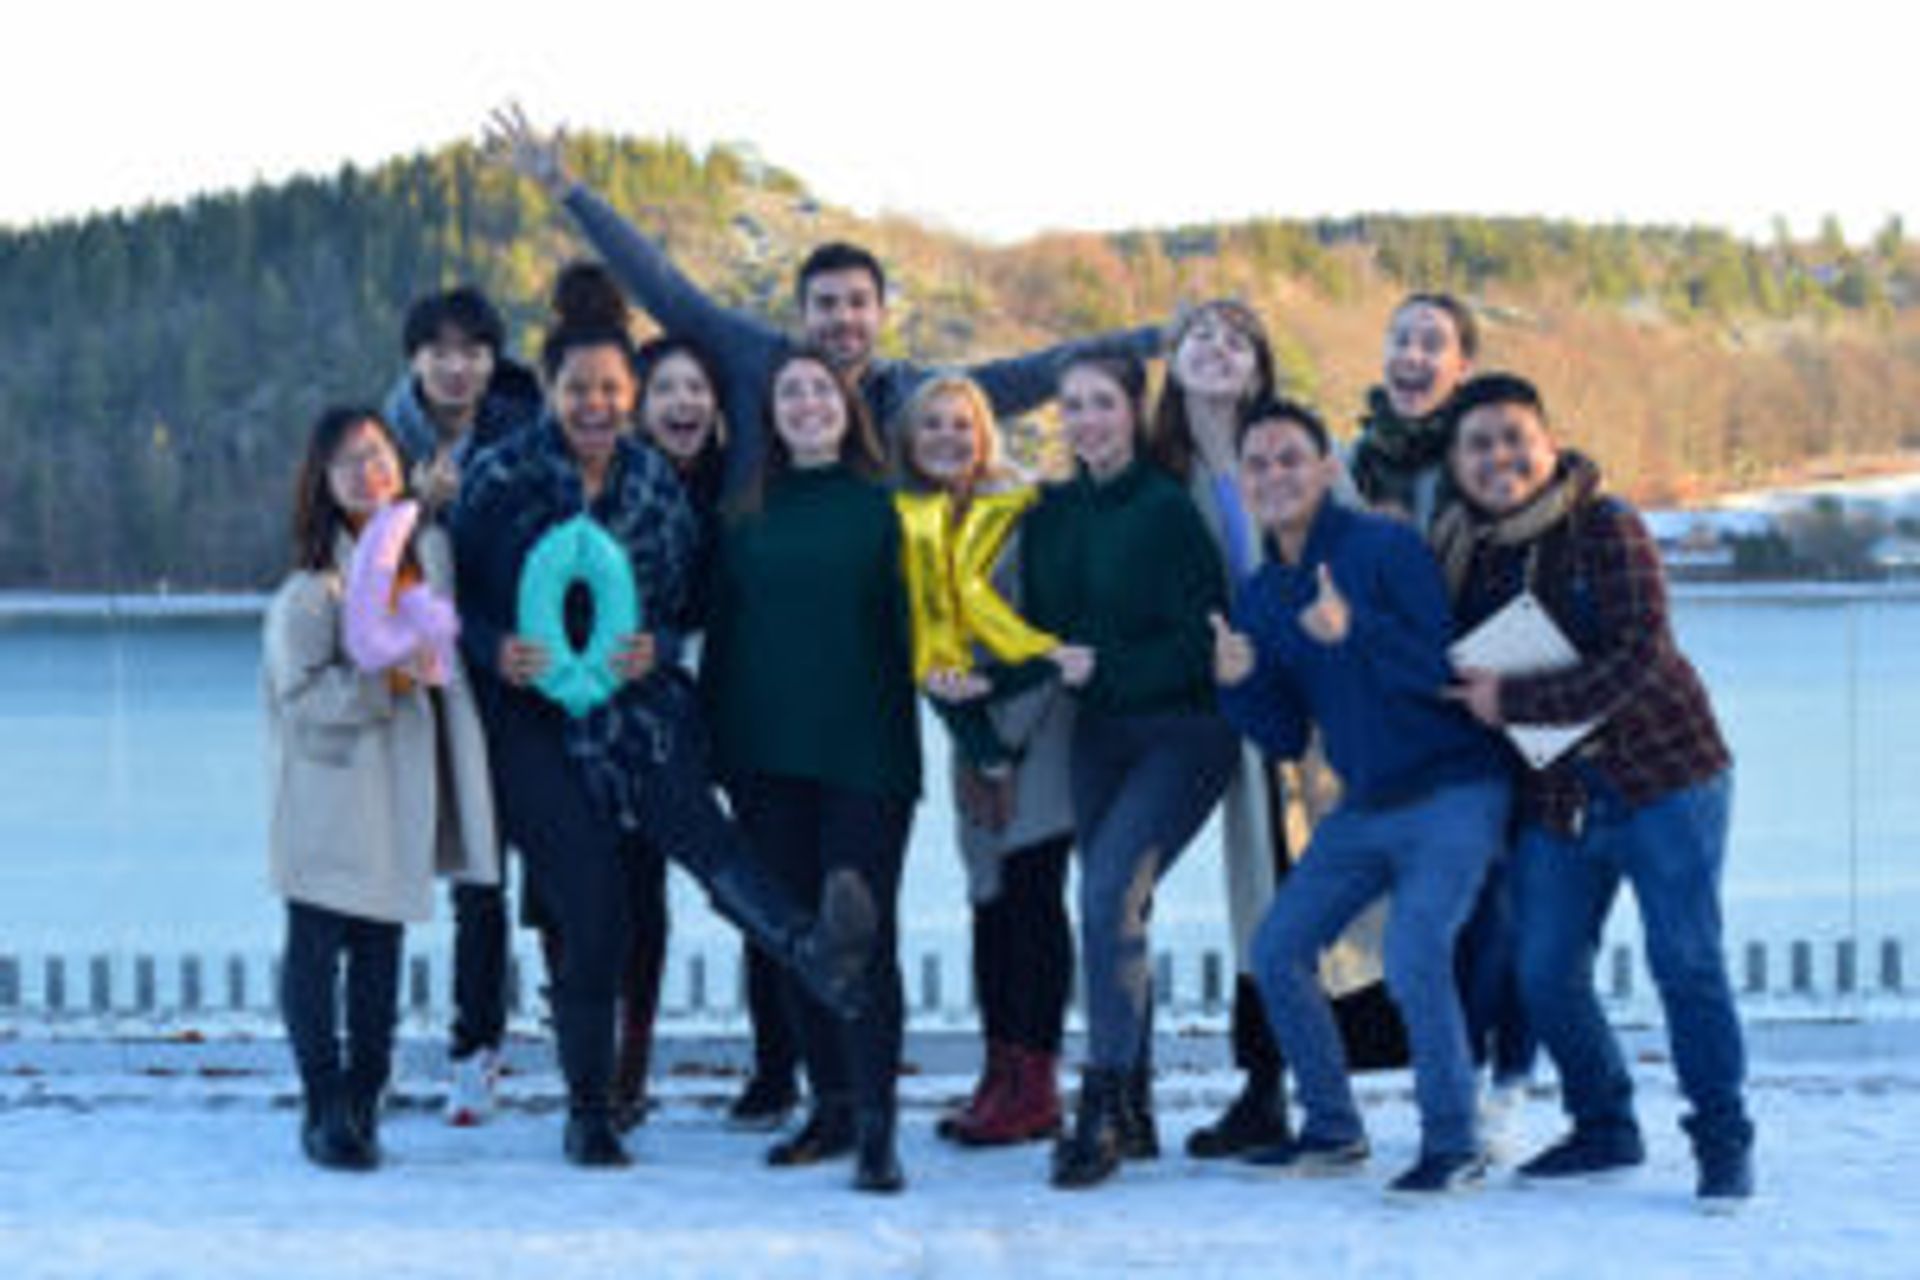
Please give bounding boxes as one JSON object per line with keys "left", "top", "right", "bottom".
{"left": 1, "top": 134, "right": 1915, "bottom": 589}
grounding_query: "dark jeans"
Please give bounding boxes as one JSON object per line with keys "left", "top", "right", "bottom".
{"left": 742, "top": 942, "right": 800, "bottom": 1083}
{"left": 450, "top": 881, "right": 508, "bottom": 1061}
{"left": 973, "top": 834, "right": 1073, "bottom": 1055}
{"left": 282, "top": 900, "right": 403, "bottom": 1102}
{"left": 620, "top": 847, "right": 670, "bottom": 1050}
{"left": 1072, "top": 712, "right": 1238, "bottom": 1070}
{"left": 728, "top": 771, "right": 913, "bottom": 1114}
{"left": 1514, "top": 769, "right": 1749, "bottom": 1144}
{"left": 489, "top": 692, "right": 812, "bottom": 1108}
{"left": 1457, "top": 853, "right": 1538, "bottom": 1085}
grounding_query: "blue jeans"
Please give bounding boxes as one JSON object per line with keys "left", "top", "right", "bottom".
{"left": 1073, "top": 712, "right": 1239, "bottom": 1070}
{"left": 1253, "top": 776, "right": 1510, "bottom": 1158}
{"left": 1513, "top": 770, "right": 1748, "bottom": 1144}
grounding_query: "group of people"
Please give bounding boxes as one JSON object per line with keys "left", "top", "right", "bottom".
{"left": 259, "top": 106, "right": 1755, "bottom": 1208}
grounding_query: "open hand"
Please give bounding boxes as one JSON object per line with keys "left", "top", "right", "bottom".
{"left": 1297, "top": 564, "right": 1351, "bottom": 646}
{"left": 499, "top": 635, "right": 551, "bottom": 687}
{"left": 956, "top": 766, "right": 1017, "bottom": 833}
{"left": 1445, "top": 667, "right": 1504, "bottom": 727}
{"left": 1210, "top": 611, "right": 1255, "bottom": 686}
{"left": 1050, "top": 643, "right": 1096, "bottom": 689}
{"left": 482, "top": 101, "right": 573, "bottom": 198}
{"left": 924, "top": 668, "right": 991, "bottom": 703}
{"left": 612, "top": 632, "right": 658, "bottom": 684}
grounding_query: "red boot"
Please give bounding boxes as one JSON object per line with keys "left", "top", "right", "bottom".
{"left": 937, "top": 1041, "right": 1011, "bottom": 1142}
{"left": 958, "top": 1045, "right": 1062, "bottom": 1146}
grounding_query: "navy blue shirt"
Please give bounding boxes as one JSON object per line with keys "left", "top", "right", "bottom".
{"left": 1218, "top": 501, "right": 1504, "bottom": 810}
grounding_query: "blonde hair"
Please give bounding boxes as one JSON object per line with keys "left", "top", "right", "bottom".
{"left": 895, "top": 373, "right": 1022, "bottom": 493}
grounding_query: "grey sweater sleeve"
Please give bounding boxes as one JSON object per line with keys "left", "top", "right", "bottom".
{"left": 967, "top": 324, "right": 1164, "bottom": 418}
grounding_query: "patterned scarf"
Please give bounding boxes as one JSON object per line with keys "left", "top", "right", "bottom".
{"left": 462, "top": 419, "right": 704, "bottom": 832}
{"left": 1430, "top": 451, "right": 1601, "bottom": 598}
{"left": 1348, "top": 386, "right": 1457, "bottom": 516}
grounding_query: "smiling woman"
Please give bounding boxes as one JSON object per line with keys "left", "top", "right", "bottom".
{"left": 449, "top": 268, "right": 879, "bottom": 1170}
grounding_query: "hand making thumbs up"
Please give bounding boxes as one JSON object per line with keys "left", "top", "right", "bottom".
{"left": 1298, "top": 563, "right": 1352, "bottom": 646}
{"left": 1210, "top": 611, "right": 1255, "bottom": 686}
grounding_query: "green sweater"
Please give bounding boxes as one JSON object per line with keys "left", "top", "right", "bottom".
{"left": 702, "top": 464, "right": 921, "bottom": 798}
{"left": 1016, "top": 459, "right": 1227, "bottom": 718}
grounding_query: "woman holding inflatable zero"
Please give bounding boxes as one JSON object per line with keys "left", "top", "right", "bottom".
{"left": 450, "top": 266, "right": 877, "bottom": 1168}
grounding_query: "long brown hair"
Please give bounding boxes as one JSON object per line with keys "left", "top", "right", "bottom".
{"left": 730, "top": 347, "right": 885, "bottom": 517}
{"left": 1149, "top": 299, "right": 1278, "bottom": 479}
{"left": 290, "top": 407, "right": 409, "bottom": 571}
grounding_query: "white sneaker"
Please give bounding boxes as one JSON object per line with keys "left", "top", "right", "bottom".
{"left": 1479, "top": 1080, "right": 1528, "bottom": 1167}
{"left": 446, "top": 1047, "right": 501, "bottom": 1127}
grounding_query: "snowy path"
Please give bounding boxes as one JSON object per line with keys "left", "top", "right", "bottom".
{"left": 3, "top": 1059, "right": 1918, "bottom": 1279}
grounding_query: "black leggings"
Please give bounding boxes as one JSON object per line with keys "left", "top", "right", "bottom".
{"left": 728, "top": 771, "right": 913, "bottom": 1114}
{"left": 282, "top": 901, "right": 402, "bottom": 1102}
{"left": 972, "top": 835, "right": 1073, "bottom": 1055}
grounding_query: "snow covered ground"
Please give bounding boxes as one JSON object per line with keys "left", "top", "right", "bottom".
{"left": 3, "top": 1040, "right": 1919, "bottom": 1280}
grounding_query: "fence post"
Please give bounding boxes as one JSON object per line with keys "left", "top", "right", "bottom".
{"left": 1791, "top": 941, "right": 1814, "bottom": 995}
{"left": 180, "top": 957, "right": 203, "bottom": 1013}
{"left": 1744, "top": 942, "right": 1768, "bottom": 995}
{"left": 90, "top": 955, "right": 112, "bottom": 1013}
{"left": 0, "top": 955, "right": 18, "bottom": 1009}
{"left": 920, "top": 954, "right": 942, "bottom": 1014}
{"left": 688, "top": 953, "right": 707, "bottom": 1014}
{"left": 409, "top": 956, "right": 431, "bottom": 1012}
{"left": 1836, "top": 940, "right": 1858, "bottom": 996}
{"left": 1609, "top": 946, "right": 1633, "bottom": 1000}
{"left": 134, "top": 956, "right": 156, "bottom": 1013}
{"left": 227, "top": 955, "right": 248, "bottom": 1011}
{"left": 1202, "top": 949, "right": 1224, "bottom": 1010}
{"left": 1882, "top": 939, "right": 1904, "bottom": 993}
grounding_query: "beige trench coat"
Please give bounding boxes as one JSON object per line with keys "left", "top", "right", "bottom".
{"left": 264, "top": 525, "right": 498, "bottom": 924}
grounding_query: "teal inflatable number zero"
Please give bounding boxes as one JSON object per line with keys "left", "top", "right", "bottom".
{"left": 516, "top": 515, "right": 642, "bottom": 718}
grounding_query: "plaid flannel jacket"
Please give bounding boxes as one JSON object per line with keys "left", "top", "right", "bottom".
{"left": 1481, "top": 497, "right": 1731, "bottom": 834}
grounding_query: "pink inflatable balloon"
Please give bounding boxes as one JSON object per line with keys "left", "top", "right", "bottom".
{"left": 343, "top": 501, "right": 460, "bottom": 685}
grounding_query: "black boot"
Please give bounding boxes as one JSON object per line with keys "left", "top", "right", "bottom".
{"left": 1186, "top": 1072, "right": 1292, "bottom": 1158}
{"left": 564, "top": 1104, "right": 633, "bottom": 1168}
{"left": 1051, "top": 1068, "right": 1125, "bottom": 1189}
{"left": 853, "top": 1107, "right": 906, "bottom": 1193}
{"left": 345, "top": 1086, "right": 384, "bottom": 1166}
{"left": 767, "top": 1098, "right": 857, "bottom": 1167}
{"left": 1117, "top": 1057, "right": 1160, "bottom": 1160}
{"left": 301, "top": 1082, "right": 376, "bottom": 1172}
{"left": 706, "top": 862, "right": 876, "bottom": 1020}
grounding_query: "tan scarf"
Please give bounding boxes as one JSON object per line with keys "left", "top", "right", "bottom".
{"left": 1431, "top": 451, "right": 1600, "bottom": 597}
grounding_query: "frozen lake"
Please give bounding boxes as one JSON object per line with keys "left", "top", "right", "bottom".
{"left": 1, "top": 590, "right": 1917, "bottom": 980}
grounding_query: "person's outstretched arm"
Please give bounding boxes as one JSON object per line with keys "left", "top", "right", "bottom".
{"left": 967, "top": 324, "right": 1164, "bottom": 418}
{"left": 483, "top": 103, "right": 782, "bottom": 490}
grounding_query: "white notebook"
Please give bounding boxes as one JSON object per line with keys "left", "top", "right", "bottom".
{"left": 1448, "top": 592, "right": 1601, "bottom": 769}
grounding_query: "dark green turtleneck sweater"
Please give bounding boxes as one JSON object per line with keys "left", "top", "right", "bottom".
{"left": 701, "top": 464, "right": 921, "bottom": 798}
{"left": 1016, "top": 458, "right": 1226, "bottom": 718}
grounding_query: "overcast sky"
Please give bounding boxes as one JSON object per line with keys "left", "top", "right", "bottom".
{"left": 8, "top": 0, "right": 1912, "bottom": 245}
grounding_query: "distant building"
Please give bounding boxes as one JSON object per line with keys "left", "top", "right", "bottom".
{"left": 1644, "top": 509, "right": 1775, "bottom": 576}
{"left": 1869, "top": 535, "right": 1920, "bottom": 576}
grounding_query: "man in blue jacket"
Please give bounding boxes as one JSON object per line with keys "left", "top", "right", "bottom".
{"left": 483, "top": 104, "right": 1162, "bottom": 494}
{"left": 1213, "top": 395, "right": 1511, "bottom": 1195}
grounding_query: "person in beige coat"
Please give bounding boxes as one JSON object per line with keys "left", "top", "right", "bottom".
{"left": 265, "top": 407, "right": 499, "bottom": 1172}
